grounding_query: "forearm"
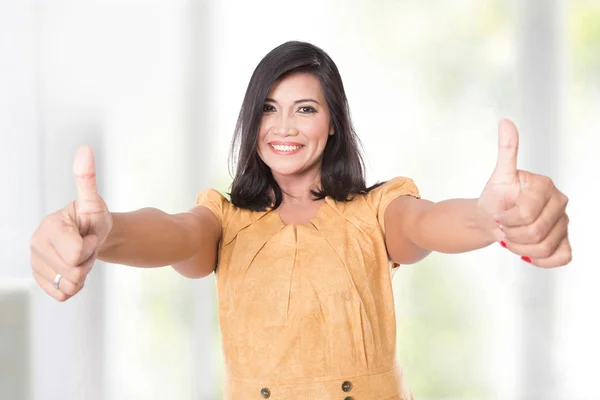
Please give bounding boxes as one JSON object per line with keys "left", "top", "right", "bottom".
{"left": 410, "top": 198, "right": 496, "bottom": 253}
{"left": 97, "top": 208, "right": 197, "bottom": 267}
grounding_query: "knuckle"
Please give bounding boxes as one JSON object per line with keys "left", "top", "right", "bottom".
{"left": 30, "top": 257, "right": 43, "bottom": 276}
{"left": 64, "top": 245, "right": 83, "bottom": 266}
{"left": 30, "top": 232, "right": 44, "bottom": 254}
{"left": 32, "top": 272, "right": 42, "bottom": 287}
{"left": 563, "top": 245, "right": 573, "bottom": 264}
{"left": 561, "top": 223, "right": 570, "bottom": 238}
{"left": 40, "top": 214, "right": 58, "bottom": 232}
{"left": 62, "top": 283, "right": 79, "bottom": 297}
{"left": 527, "top": 225, "right": 544, "bottom": 243}
{"left": 565, "top": 252, "right": 573, "bottom": 265}
{"left": 521, "top": 210, "right": 536, "bottom": 225}
{"left": 39, "top": 216, "right": 51, "bottom": 230}
{"left": 69, "top": 268, "right": 86, "bottom": 286}
{"left": 62, "top": 253, "right": 77, "bottom": 267}
{"left": 73, "top": 240, "right": 84, "bottom": 259}
{"left": 538, "top": 242, "right": 555, "bottom": 259}
{"left": 55, "top": 291, "right": 68, "bottom": 302}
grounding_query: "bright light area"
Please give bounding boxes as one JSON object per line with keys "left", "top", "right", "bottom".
{"left": 1, "top": 1, "right": 598, "bottom": 399}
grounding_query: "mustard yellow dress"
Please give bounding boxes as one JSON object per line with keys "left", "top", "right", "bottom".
{"left": 196, "top": 177, "right": 420, "bottom": 400}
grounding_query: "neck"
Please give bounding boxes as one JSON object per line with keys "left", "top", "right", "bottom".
{"left": 272, "top": 168, "right": 322, "bottom": 205}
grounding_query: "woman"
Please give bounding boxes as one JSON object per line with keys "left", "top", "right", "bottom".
{"left": 30, "top": 41, "right": 572, "bottom": 399}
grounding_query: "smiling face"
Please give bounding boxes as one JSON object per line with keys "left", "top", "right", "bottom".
{"left": 257, "top": 72, "right": 333, "bottom": 181}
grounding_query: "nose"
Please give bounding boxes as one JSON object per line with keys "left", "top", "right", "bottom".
{"left": 273, "top": 116, "right": 299, "bottom": 137}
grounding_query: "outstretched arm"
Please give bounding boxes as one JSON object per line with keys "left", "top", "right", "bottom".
{"left": 384, "top": 196, "right": 495, "bottom": 265}
{"left": 384, "top": 119, "right": 572, "bottom": 268}
{"left": 98, "top": 205, "right": 221, "bottom": 278}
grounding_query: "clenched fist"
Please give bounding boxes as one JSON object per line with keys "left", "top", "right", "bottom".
{"left": 30, "top": 147, "right": 112, "bottom": 301}
{"left": 477, "top": 119, "right": 572, "bottom": 268}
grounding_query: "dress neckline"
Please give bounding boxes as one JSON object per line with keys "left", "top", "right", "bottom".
{"left": 269, "top": 196, "right": 334, "bottom": 228}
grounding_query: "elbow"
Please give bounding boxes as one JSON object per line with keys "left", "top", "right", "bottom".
{"left": 390, "top": 246, "right": 432, "bottom": 265}
{"left": 172, "top": 257, "right": 215, "bottom": 279}
{"left": 399, "top": 249, "right": 432, "bottom": 265}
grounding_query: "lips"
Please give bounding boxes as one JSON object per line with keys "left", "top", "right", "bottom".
{"left": 268, "top": 142, "right": 304, "bottom": 155}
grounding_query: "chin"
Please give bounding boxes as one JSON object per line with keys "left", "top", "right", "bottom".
{"left": 268, "top": 164, "right": 305, "bottom": 177}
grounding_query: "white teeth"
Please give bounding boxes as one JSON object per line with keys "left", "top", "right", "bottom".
{"left": 271, "top": 144, "right": 302, "bottom": 152}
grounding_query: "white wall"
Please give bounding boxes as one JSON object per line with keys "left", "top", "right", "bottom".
{"left": 1, "top": 1, "right": 216, "bottom": 399}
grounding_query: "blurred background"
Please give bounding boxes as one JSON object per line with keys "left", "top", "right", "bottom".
{"left": 1, "top": 0, "right": 598, "bottom": 399}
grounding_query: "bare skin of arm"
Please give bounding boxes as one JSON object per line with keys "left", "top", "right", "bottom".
{"left": 98, "top": 205, "right": 221, "bottom": 279}
{"left": 384, "top": 196, "right": 496, "bottom": 265}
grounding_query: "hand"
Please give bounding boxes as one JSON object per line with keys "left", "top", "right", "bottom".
{"left": 30, "top": 147, "right": 113, "bottom": 301}
{"left": 477, "top": 119, "right": 572, "bottom": 268}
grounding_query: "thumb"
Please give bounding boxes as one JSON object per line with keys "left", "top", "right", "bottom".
{"left": 492, "top": 118, "right": 519, "bottom": 183}
{"left": 73, "top": 146, "right": 99, "bottom": 207}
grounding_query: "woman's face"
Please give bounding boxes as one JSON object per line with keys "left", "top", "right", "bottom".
{"left": 257, "top": 72, "right": 333, "bottom": 179}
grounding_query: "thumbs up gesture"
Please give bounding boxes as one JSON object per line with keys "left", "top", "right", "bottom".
{"left": 477, "top": 119, "right": 572, "bottom": 268}
{"left": 30, "top": 147, "right": 113, "bottom": 301}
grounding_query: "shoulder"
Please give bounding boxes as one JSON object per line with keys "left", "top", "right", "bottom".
{"left": 196, "top": 188, "right": 229, "bottom": 203}
{"left": 195, "top": 188, "right": 264, "bottom": 244}
{"left": 364, "top": 176, "right": 420, "bottom": 212}
{"left": 195, "top": 188, "right": 232, "bottom": 224}
{"left": 324, "top": 177, "right": 419, "bottom": 231}
{"left": 342, "top": 177, "right": 420, "bottom": 233}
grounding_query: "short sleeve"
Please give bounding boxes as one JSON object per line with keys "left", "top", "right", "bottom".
{"left": 195, "top": 188, "right": 229, "bottom": 226}
{"left": 366, "top": 177, "right": 420, "bottom": 233}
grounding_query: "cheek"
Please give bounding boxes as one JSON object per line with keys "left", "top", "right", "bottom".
{"left": 257, "top": 125, "right": 268, "bottom": 145}
{"left": 257, "top": 127, "right": 269, "bottom": 159}
{"left": 303, "top": 120, "right": 330, "bottom": 143}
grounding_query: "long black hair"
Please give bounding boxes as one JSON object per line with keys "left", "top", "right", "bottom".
{"left": 229, "top": 41, "right": 377, "bottom": 211}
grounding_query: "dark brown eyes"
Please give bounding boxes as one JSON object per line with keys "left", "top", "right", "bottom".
{"left": 298, "top": 106, "right": 316, "bottom": 113}
{"left": 262, "top": 104, "right": 316, "bottom": 114}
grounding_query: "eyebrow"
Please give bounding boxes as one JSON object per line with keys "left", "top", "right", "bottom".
{"left": 265, "top": 98, "right": 321, "bottom": 106}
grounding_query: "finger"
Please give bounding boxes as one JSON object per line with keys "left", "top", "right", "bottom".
{"left": 32, "top": 270, "right": 68, "bottom": 302}
{"left": 48, "top": 211, "right": 86, "bottom": 267}
{"left": 79, "top": 234, "right": 98, "bottom": 265}
{"left": 32, "top": 250, "right": 80, "bottom": 296}
{"left": 530, "top": 236, "right": 572, "bottom": 268}
{"left": 73, "top": 146, "right": 98, "bottom": 206}
{"left": 495, "top": 179, "right": 553, "bottom": 227}
{"left": 491, "top": 118, "right": 519, "bottom": 183}
{"left": 76, "top": 253, "right": 96, "bottom": 281}
{"left": 502, "top": 192, "right": 566, "bottom": 244}
{"left": 49, "top": 208, "right": 98, "bottom": 266}
{"left": 35, "top": 235, "right": 88, "bottom": 287}
{"left": 503, "top": 214, "right": 569, "bottom": 259}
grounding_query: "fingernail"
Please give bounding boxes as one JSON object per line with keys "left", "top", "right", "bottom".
{"left": 500, "top": 241, "right": 507, "bottom": 248}
{"left": 495, "top": 219, "right": 504, "bottom": 232}
{"left": 521, "top": 256, "right": 532, "bottom": 263}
